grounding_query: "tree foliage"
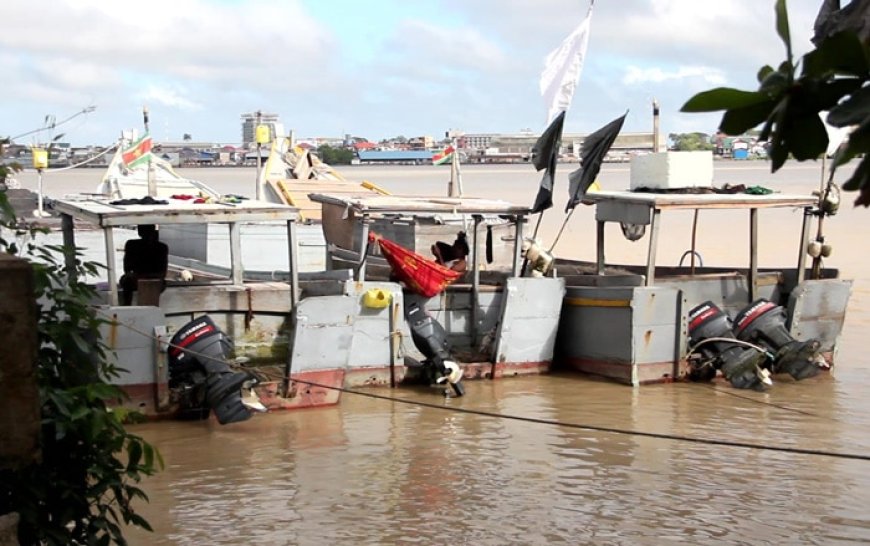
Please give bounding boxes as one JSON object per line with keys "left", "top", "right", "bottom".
{"left": 681, "top": 0, "right": 870, "bottom": 205}
{"left": 669, "top": 132, "right": 714, "bottom": 151}
{"left": 317, "top": 144, "right": 354, "bottom": 165}
{"left": 0, "top": 138, "right": 161, "bottom": 545}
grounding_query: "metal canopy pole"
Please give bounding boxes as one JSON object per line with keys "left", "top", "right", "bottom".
{"left": 596, "top": 220, "right": 605, "bottom": 274}
{"left": 511, "top": 216, "right": 525, "bottom": 277}
{"left": 229, "top": 222, "right": 243, "bottom": 284}
{"left": 357, "top": 215, "right": 370, "bottom": 282}
{"left": 61, "top": 213, "right": 77, "bottom": 283}
{"left": 471, "top": 215, "right": 482, "bottom": 346}
{"left": 749, "top": 208, "right": 758, "bottom": 300}
{"left": 645, "top": 208, "right": 661, "bottom": 286}
{"left": 287, "top": 219, "right": 299, "bottom": 309}
{"left": 104, "top": 226, "right": 119, "bottom": 306}
{"left": 797, "top": 207, "right": 811, "bottom": 284}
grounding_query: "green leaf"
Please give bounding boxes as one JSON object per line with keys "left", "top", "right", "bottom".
{"left": 786, "top": 113, "right": 829, "bottom": 160}
{"left": 757, "top": 65, "right": 775, "bottom": 84}
{"left": 775, "top": 0, "right": 793, "bottom": 67}
{"left": 802, "top": 31, "right": 870, "bottom": 77}
{"left": 126, "top": 441, "right": 142, "bottom": 471}
{"left": 828, "top": 85, "right": 870, "bottom": 127}
{"left": 843, "top": 157, "right": 870, "bottom": 206}
{"left": 720, "top": 100, "right": 776, "bottom": 135}
{"left": 681, "top": 88, "right": 770, "bottom": 112}
{"left": 128, "top": 513, "right": 153, "bottom": 532}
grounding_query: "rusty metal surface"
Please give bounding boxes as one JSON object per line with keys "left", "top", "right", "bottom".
{"left": 788, "top": 279, "right": 853, "bottom": 351}
{"left": 291, "top": 296, "right": 356, "bottom": 372}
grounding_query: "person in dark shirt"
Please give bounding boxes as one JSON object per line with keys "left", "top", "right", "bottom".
{"left": 120, "top": 224, "right": 169, "bottom": 305}
{"left": 431, "top": 231, "right": 469, "bottom": 273}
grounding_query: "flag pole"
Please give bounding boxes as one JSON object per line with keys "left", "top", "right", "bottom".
{"left": 144, "top": 106, "right": 156, "bottom": 197}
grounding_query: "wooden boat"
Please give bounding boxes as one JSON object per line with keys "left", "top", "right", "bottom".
{"left": 257, "top": 136, "right": 389, "bottom": 221}
{"left": 95, "top": 133, "right": 221, "bottom": 201}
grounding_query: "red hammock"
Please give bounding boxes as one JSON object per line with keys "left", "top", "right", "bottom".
{"left": 368, "top": 232, "right": 461, "bottom": 297}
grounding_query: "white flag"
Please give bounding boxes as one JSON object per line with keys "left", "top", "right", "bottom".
{"left": 540, "top": 3, "right": 593, "bottom": 124}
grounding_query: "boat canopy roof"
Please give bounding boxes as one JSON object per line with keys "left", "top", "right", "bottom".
{"left": 585, "top": 190, "right": 816, "bottom": 210}
{"left": 308, "top": 193, "right": 532, "bottom": 217}
{"left": 52, "top": 197, "right": 300, "bottom": 228}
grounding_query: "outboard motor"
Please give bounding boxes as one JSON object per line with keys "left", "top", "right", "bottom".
{"left": 405, "top": 300, "right": 465, "bottom": 397}
{"left": 168, "top": 316, "right": 264, "bottom": 424}
{"left": 687, "top": 301, "right": 771, "bottom": 390}
{"left": 733, "top": 299, "right": 824, "bottom": 380}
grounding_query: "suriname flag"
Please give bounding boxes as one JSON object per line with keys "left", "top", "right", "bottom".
{"left": 122, "top": 133, "right": 153, "bottom": 169}
{"left": 432, "top": 145, "right": 455, "bottom": 165}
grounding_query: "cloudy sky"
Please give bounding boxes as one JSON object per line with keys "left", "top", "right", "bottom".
{"left": 1, "top": 0, "right": 823, "bottom": 146}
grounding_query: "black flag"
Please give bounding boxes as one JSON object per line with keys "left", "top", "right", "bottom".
{"left": 566, "top": 111, "right": 627, "bottom": 212}
{"left": 531, "top": 110, "right": 566, "bottom": 213}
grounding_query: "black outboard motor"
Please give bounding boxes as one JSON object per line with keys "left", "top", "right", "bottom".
{"left": 733, "top": 299, "right": 823, "bottom": 380}
{"left": 687, "top": 301, "right": 770, "bottom": 390}
{"left": 405, "top": 300, "right": 465, "bottom": 397}
{"left": 168, "top": 316, "right": 262, "bottom": 424}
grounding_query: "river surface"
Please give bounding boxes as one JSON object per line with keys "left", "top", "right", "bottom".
{"left": 13, "top": 161, "right": 870, "bottom": 545}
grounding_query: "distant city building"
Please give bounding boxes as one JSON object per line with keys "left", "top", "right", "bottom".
{"left": 240, "top": 112, "right": 284, "bottom": 147}
{"left": 460, "top": 133, "right": 498, "bottom": 150}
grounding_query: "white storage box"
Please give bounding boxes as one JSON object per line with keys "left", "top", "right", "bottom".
{"left": 630, "top": 151, "right": 713, "bottom": 190}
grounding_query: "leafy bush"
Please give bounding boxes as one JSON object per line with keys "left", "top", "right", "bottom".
{"left": 681, "top": 0, "right": 870, "bottom": 205}
{"left": 0, "top": 139, "right": 161, "bottom": 545}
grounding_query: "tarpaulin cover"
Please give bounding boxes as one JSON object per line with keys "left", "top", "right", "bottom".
{"left": 368, "top": 232, "right": 461, "bottom": 297}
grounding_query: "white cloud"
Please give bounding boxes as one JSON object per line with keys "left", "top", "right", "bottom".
{"left": 622, "top": 66, "right": 727, "bottom": 86}
{"left": 137, "top": 85, "right": 203, "bottom": 111}
{"left": 0, "top": 0, "right": 832, "bottom": 144}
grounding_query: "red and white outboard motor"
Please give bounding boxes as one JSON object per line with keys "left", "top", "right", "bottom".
{"left": 733, "top": 299, "right": 824, "bottom": 380}
{"left": 168, "top": 316, "right": 264, "bottom": 424}
{"left": 687, "top": 301, "right": 771, "bottom": 389}
{"left": 405, "top": 300, "right": 465, "bottom": 397}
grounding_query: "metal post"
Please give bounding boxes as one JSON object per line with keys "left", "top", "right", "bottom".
{"left": 287, "top": 219, "right": 299, "bottom": 309}
{"left": 797, "top": 207, "right": 811, "bottom": 284}
{"left": 144, "top": 106, "right": 156, "bottom": 198}
{"left": 357, "top": 216, "right": 370, "bottom": 281}
{"left": 35, "top": 169, "right": 48, "bottom": 217}
{"left": 389, "top": 300, "right": 399, "bottom": 388}
{"left": 471, "top": 215, "right": 482, "bottom": 346}
{"left": 749, "top": 208, "right": 758, "bottom": 300}
{"left": 104, "top": 227, "right": 118, "bottom": 306}
{"left": 255, "top": 111, "right": 263, "bottom": 201}
{"left": 645, "top": 208, "right": 661, "bottom": 286}
{"left": 596, "top": 220, "right": 605, "bottom": 274}
{"left": 61, "top": 213, "right": 77, "bottom": 282}
{"left": 511, "top": 217, "right": 525, "bottom": 277}
{"left": 229, "top": 222, "right": 243, "bottom": 284}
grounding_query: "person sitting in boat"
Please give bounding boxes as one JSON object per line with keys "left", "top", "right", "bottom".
{"left": 431, "top": 231, "right": 469, "bottom": 273}
{"left": 120, "top": 224, "right": 169, "bottom": 305}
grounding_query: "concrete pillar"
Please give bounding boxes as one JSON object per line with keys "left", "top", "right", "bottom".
{"left": 0, "top": 254, "right": 41, "bottom": 544}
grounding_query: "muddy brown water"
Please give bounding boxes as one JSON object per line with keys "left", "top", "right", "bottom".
{"left": 13, "top": 161, "right": 870, "bottom": 545}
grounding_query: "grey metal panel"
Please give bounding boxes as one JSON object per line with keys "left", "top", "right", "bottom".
{"left": 291, "top": 296, "right": 356, "bottom": 372}
{"left": 99, "top": 306, "right": 166, "bottom": 385}
{"left": 630, "top": 287, "right": 683, "bottom": 366}
{"left": 658, "top": 274, "right": 749, "bottom": 315}
{"left": 556, "top": 299, "right": 633, "bottom": 362}
{"left": 788, "top": 279, "right": 853, "bottom": 351}
{"left": 342, "top": 281, "right": 403, "bottom": 368}
{"left": 595, "top": 200, "right": 651, "bottom": 225}
{"left": 495, "top": 277, "right": 565, "bottom": 363}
